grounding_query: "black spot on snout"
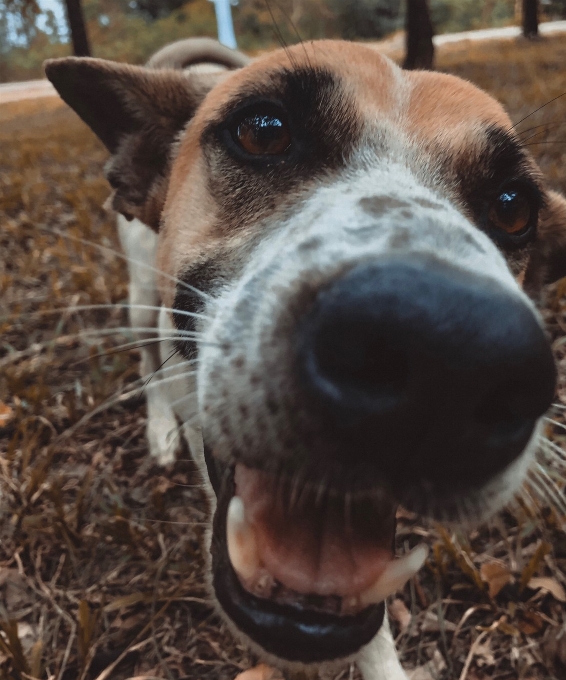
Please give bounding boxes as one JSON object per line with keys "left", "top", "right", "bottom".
{"left": 359, "top": 195, "right": 410, "bottom": 217}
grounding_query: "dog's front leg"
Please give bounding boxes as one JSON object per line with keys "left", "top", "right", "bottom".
{"left": 356, "top": 614, "right": 408, "bottom": 680}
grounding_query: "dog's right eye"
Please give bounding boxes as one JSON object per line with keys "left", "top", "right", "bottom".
{"left": 489, "top": 188, "right": 532, "bottom": 236}
{"left": 232, "top": 110, "right": 291, "bottom": 157}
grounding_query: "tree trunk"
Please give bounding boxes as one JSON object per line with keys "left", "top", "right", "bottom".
{"left": 522, "top": 0, "right": 539, "bottom": 39}
{"left": 64, "top": 0, "right": 91, "bottom": 56}
{"left": 403, "top": 0, "right": 434, "bottom": 71}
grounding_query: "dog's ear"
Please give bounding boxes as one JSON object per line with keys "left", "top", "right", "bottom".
{"left": 44, "top": 57, "right": 224, "bottom": 230}
{"left": 524, "top": 190, "right": 566, "bottom": 295}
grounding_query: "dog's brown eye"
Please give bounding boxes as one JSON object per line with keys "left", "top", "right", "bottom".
{"left": 236, "top": 113, "right": 291, "bottom": 156}
{"left": 489, "top": 189, "right": 532, "bottom": 235}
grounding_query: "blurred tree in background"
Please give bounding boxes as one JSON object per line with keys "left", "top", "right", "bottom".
{"left": 63, "top": 0, "right": 90, "bottom": 55}
{"left": 2, "top": 0, "right": 41, "bottom": 46}
{"left": 404, "top": 0, "right": 434, "bottom": 69}
{"left": 1, "top": 0, "right": 565, "bottom": 82}
{"left": 522, "top": 0, "right": 539, "bottom": 37}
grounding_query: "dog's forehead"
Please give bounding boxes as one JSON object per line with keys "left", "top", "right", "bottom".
{"left": 188, "top": 41, "right": 512, "bottom": 146}
{"left": 405, "top": 69, "right": 512, "bottom": 141}
{"left": 159, "top": 41, "right": 517, "bottom": 298}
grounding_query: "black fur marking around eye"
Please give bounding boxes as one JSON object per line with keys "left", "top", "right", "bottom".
{"left": 200, "top": 66, "right": 362, "bottom": 236}
{"left": 454, "top": 125, "right": 544, "bottom": 252}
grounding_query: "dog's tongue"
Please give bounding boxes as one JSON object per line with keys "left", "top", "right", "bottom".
{"left": 233, "top": 465, "right": 395, "bottom": 597}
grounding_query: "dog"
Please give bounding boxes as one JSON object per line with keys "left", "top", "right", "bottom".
{"left": 44, "top": 37, "right": 566, "bottom": 679}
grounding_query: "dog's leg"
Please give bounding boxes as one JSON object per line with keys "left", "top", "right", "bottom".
{"left": 356, "top": 614, "right": 408, "bottom": 680}
{"left": 118, "top": 215, "right": 181, "bottom": 464}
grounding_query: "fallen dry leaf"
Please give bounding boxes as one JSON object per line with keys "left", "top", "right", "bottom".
{"left": 480, "top": 560, "right": 513, "bottom": 599}
{"left": 527, "top": 577, "right": 566, "bottom": 603}
{"left": 421, "top": 610, "right": 457, "bottom": 633}
{"left": 407, "top": 647, "right": 446, "bottom": 680}
{"left": 389, "top": 598, "right": 412, "bottom": 634}
{"left": 473, "top": 638, "right": 496, "bottom": 668}
{"left": 235, "top": 665, "right": 284, "bottom": 680}
{"left": 517, "top": 610, "right": 545, "bottom": 636}
{"left": 0, "top": 401, "right": 14, "bottom": 428}
{"left": 544, "top": 623, "right": 566, "bottom": 667}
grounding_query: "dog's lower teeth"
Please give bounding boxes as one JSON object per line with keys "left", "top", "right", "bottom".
{"left": 227, "top": 494, "right": 428, "bottom": 611}
{"left": 358, "top": 544, "right": 428, "bottom": 607}
{"left": 227, "top": 495, "right": 261, "bottom": 582}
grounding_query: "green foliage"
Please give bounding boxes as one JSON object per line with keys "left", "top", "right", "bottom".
{"left": 0, "top": 0, "right": 218, "bottom": 81}
{"left": 546, "top": 0, "right": 566, "bottom": 18}
{"left": 331, "top": 0, "right": 401, "bottom": 40}
{"left": 80, "top": 0, "right": 217, "bottom": 64}
{"left": 430, "top": 0, "right": 516, "bottom": 33}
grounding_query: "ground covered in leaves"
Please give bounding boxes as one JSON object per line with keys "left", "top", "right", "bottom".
{"left": 1, "top": 34, "right": 566, "bottom": 680}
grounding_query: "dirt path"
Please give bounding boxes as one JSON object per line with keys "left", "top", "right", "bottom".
{"left": 0, "top": 78, "right": 55, "bottom": 104}
{"left": 378, "top": 19, "right": 566, "bottom": 52}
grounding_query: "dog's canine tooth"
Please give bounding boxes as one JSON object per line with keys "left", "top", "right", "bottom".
{"left": 358, "top": 545, "right": 428, "bottom": 607}
{"left": 227, "top": 495, "right": 261, "bottom": 582}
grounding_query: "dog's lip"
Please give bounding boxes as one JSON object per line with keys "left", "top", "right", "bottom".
{"left": 213, "top": 546, "right": 387, "bottom": 663}
{"left": 208, "top": 456, "right": 388, "bottom": 662}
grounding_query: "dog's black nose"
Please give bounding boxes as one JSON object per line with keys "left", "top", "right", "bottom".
{"left": 298, "top": 257, "right": 556, "bottom": 490}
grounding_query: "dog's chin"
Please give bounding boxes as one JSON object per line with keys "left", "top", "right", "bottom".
{"left": 213, "top": 534, "right": 386, "bottom": 664}
{"left": 201, "top": 424, "right": 536, "bottom": 667}
{"left": 203, "top": 446, "right": 427, "bottom": 664}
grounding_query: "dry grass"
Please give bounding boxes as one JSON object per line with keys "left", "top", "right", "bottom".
{"left": 1, "top": 34, "right": 566, "bottom": 680}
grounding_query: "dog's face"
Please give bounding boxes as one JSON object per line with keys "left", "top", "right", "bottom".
{"left": 46, "top": 41, "right": 566, "bottom": 668}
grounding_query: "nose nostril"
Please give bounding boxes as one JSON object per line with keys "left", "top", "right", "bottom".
{"left": 474, "top": 383, "right": 536, "bottom": 447}
{"left": 312, "top": 321, "right": 409, "bottom": 410}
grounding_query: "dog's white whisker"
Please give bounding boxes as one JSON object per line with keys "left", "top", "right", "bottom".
{"left": 142, "top": 371, "right": 198, "bottom": 391}
{"left": 525, "top": 472, "right": 548, "bottom": 504}
{"left": 542, "top": 416, "right": 566, "bottom": 434}
{"left": 139, "top": 358, "right": 198, "bottom": 382}
{"left": 9, "top": 303, "right": 210, "bottom": 322}
{"left": 44, "top": 226, "right": 212, "bottom": 301}
{"left": 53, "top": 368, "right": 197, "bottom": 441}
{"left": 538, "top": 435, "right": 566, "bottom": 462}
{"left": 527, "top": 468, "right": 565, "bottom": 518}
{"left": 1, "top": 330, "right": 203, "bottom": 368}
{"left": 533, "top": 464, "right": 566, "bottom": 516}
{"left": 0, "top": 327, "right": 164, "bottom": 368}
{"left": 70, "top": 337, "right": 186, "bottom": 363}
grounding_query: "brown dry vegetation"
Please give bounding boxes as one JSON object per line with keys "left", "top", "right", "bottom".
{"left": 1, "top": 35, "right": 566, "bottom": 680}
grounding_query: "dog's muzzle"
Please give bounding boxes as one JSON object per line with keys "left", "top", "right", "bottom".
{"left": 298, "top": 256, "right": 556, "bottom": 498}
{"left": 202, "top": 254, "right": 556, "bottom": 665}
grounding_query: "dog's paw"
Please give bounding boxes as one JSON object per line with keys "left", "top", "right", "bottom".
{"left": 146, "top": 410, "right": 180, "bottom": 465}
{"left": 235, "top": 665, "right": 283, "bottom": 680}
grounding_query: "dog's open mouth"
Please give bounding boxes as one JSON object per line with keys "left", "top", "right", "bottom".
{"left": 207, "top": 450, "right": 427, "bottom": 663}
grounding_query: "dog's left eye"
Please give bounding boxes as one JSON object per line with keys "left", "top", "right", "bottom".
{"left": 234, "top": 111, "right": 291, "bottom": 156}
{"left": 488, "top": 188, "right": 532, "bottom": 236}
